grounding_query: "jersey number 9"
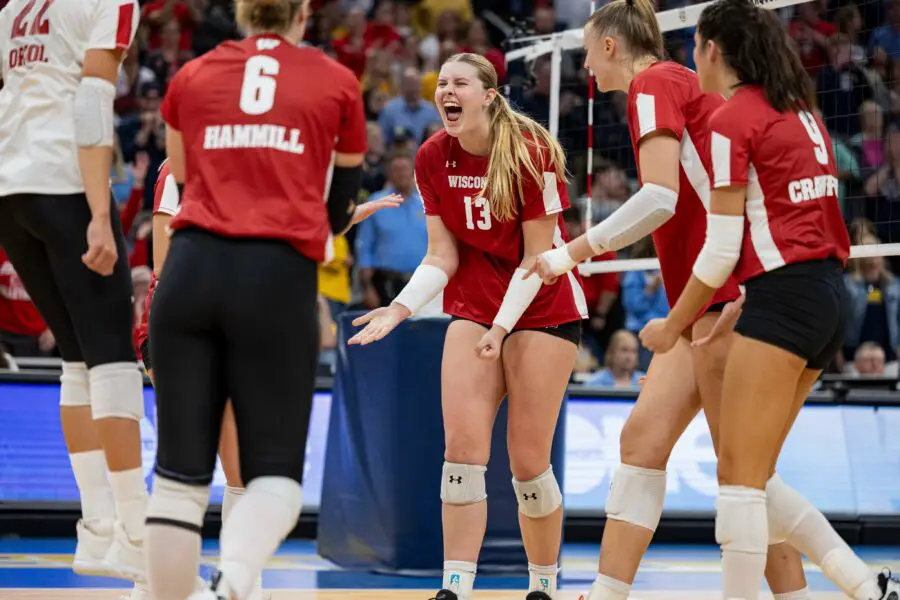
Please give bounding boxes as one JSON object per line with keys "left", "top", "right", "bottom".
{"left": 239, "top": 55, "right": 280, "bottom": 116}
{"left": 798, "top": 111, "right": 829, "bottom": 167}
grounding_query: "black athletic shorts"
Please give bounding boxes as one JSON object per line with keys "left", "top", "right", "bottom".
{"left": 734, "top": 258, "right": 847, "bottom": 370}
{"left": 149, "top": 228, "right": 319, "bottom": 486}
{"left": 0, "top": 193, "right": 136, "bottom": 367}
{"left": 450, "top": 316, "right": 583, "bottom": 346}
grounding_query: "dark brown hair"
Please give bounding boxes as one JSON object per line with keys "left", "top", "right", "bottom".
{"left": 236, "top": 0, "right": 305, "bottom": 34}
{"left": 585, "top": 0, "right": 665, "bottom": 61}
{"left": 696, "top": 0, "right": 814, "bottom": 112}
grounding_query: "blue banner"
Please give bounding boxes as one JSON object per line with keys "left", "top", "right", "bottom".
{"left": 1, "top": 381, "right": 899, "bottom": 515}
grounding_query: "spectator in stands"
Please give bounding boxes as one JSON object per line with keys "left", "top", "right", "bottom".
{"left": 115, "top": 46, "right": 156, "bottom": 118}
{"left": 816, "top": 33, "right": 873, "bottom": 138}
{"left": 0, "top": 247, "right": 55, "bottom": 357}
{"left": 789, "top": 0, "right": 836, "bottom": 76}
{"left": 145, "top": 19, "right": 194, "bottom": 92}
{"left": 849, "top": 341, "right": 888, "bottom": 375}
{"left": 621, "top": 237, "right": 668, "bottom": 372}
{"left": 864, "top": 126, "right": 900, "bottom": 242}
{"left": 852, "top": 100, "right": 885, "bottom": 171}
{"left": 419, "top": 9, "right": 463, "bottom": 69}
{"left": 589, "top": 163, "right": 630, "bottom": 224}
{"left": 355, "top": 151, "right": 427, "bottom": 307}
{"left": 190, "top": 0, "right": 240, "bottom": 57}
{"left": 843, "top": 232, "right": 900, "bottom": 365}
{"left": 319, "top": 237, "right": 353, "bottom": 318}
{"left": 378, "top": 67, "right": 441, "bottom": 147}
{"left": 362, "top": 49, "right": 398, "bottom": 96}
{"left": 462, "top": 18, "right": 506, "bottom": 83}
{"left": 869, "top": 0, "right": 900, "bottom": 59}
{"left": 585, "top": 329, "right": 645, "bottom": 388}
{"left": 364, "top": 86, "right": 390, "bottom": 120}
{"left": 362, "top": 122, "right": 388, "bottom": 199}
{"left": 835, "top": 4, "right": 866, "bottom": 64}
{"left": 142, "top": 0, "right": 200, "bottom": 51}
{"left": 332, "top": 7, "right": 370, "bottom": 79}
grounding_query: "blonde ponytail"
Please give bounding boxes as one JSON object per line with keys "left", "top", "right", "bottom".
{"left": 481, "top": 95, "right": 567, "bottom": 221}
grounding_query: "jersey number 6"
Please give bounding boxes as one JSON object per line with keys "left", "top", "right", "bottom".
{"left": 464, "top": 196, "right": 492, "bottom": 231}
{"left": 240, "top": 55, "right": 280, "bottom": 116}
{"left": 10, "top": 0, "right": 53, "bottom": 39}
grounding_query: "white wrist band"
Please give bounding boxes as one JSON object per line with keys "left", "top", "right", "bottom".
{"left": 493, "top": 268, "right": 544, "bottom": 333}
{"left": 392, "top": 264, "right": 449, "bottom": 315}
{"left": 542, "top": 245, "right": 578, "bottom": 276}
{"left": 693, "top": 213, "right": 744, "bottom": 288}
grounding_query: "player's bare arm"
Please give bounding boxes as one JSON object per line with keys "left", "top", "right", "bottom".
{"left": 77, "top": 48, "right": 126, "bottom": 276}
{"left": 640, "top": 185, "right": 745, "bottom": 353}
{"left": 528, "top": 133, "right": 681, "bottom": 282}
{"left": 348, "top": 215, "right": 458, "bottom": 346}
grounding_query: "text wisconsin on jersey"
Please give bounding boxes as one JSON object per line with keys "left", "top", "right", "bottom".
{"left": 203, "top": 124, "right": 305, "bottom": 154}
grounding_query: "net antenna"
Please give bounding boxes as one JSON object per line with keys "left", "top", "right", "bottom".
{"left": 501, "top": 0, "right": 899, "bottom": 277}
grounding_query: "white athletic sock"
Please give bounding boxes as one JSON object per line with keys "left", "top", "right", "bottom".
{"left": 528, "top": 563, "right": 558, "bottom": 597}
{"left": 774, "top": 588, "right": 811, "bottom": 600}
{"left": 718, "top": 486, "right": 768, "bottom": 600}
{"left": 69, "top": 450, "right": 115, "bottom": 529}
{"left": 108, "top": 467, "right": 148, "bottom": 541}
{"left": 767, "top": 475, "right": 880, "bottom": 600}
{"left": 586, "top": 573, "right": 631, "bottom": 600}
{"left": 218, "top": 477, "right": 302, "bottom": 600}
{"left": 442, "top": 560, "right": 477, "bottom": 600}
{"left": 222, "top": 486, "right": 244, "bottom": 523}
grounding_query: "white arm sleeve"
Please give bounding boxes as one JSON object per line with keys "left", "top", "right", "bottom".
{"left": 586, "top": 183, "right": 678, "bottom": 253}
{"left": 393, "top": 264, "right": 449, "bottom": 315}
{"left": 74, "top": 77, "right": 115, "bottom": 148}
{"left": 493, "top": 268, "right": 544, "bottom": 333}
{"left": 692, "top": 213, "right": 744, "bottom": 288}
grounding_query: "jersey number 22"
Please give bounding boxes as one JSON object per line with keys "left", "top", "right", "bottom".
{"left": 10, "top": 0, "right": 53, "bottom": 39}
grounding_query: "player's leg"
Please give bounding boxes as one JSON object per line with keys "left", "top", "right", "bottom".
{"left": 0, "top": 197, "right": 117, "bottom": 573}
{"left": 205, "top": 236, "right": 318, "bottom": 600}
{"left": 691, "top": 312, "right": 812, "bottom": 598}
{"left": 145, "top": 232, "right": 226, "bottom": 600}
{"left": 438, "top": 319, "right": 507, "bottom": 600}
{"left": 502, "top": 324, "right": 579, "bottom": 599}
{"left": 17, "top": 193, "right": 148, "bottom": 571}
{"left": 585, "top": 338, "right": 701, "bottom": 600}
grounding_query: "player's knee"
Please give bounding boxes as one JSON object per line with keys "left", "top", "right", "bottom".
{"left": 247, "top": 476, "right": 303, "bottom": 527}
{"left": 618, "top": 414, "right": 673, "bottom": 471}
{"left": 146, "top": 476, "right": 210, "bottom": 533}
{"left": 89, "top": 362, "right": 144, "bottom": 420}
{"left": 59, "top": 362, "right": 90, "bottom": 407}
{"left": 717, "top": 447, "right": 769, "bottom": 489}
{"left": 507, "top": 441, "right": 551, "bottom": 482}
{"left": 715, "top": 486, "right": 768, "bottom": 555}
{"left": 444, "top": 433, "right": 490, "bottom": 467}
{"left": 513, "top": 465, "right": 562, "bottom": 519}
{"left": 765, "top": 474, "right": 813, "bottom": 545}
{"left": 605, "top": 463, "right": 666, "bottom": 531}
{"left": 440, "top": 462, "right": 487, "bottom": 505}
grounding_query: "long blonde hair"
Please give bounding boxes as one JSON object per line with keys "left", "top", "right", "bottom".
{"left": 445, "top": 53, "right": 568, "bottom": 221}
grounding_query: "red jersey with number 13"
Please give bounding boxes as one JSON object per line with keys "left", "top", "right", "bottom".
{"left": 708, "top": 86, "right": 850, "bottom": 283}
{"left": 626, "top": 61, "right": 741, "bottom": 315}
{"left": 415, "top": 130, "right": 588, "bottom": 329}
{"left": 160, "top": 34, "right": 367, "bottom": 262}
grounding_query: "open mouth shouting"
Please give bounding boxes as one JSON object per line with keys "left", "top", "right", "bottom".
{"left": 443, "top": 100, "right": 462, "bottom": 123}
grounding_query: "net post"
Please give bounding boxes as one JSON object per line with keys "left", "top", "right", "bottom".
{"left": 549, "top": 40, "right": 562, "bottom": 139}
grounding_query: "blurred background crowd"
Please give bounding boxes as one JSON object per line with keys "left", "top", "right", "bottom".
{"left": 1, "top": 0, "right": 899, "bottom": 387}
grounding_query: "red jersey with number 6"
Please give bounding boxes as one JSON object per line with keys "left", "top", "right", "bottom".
{"left": 160, "top": 35, "right": 367, "bottom": 262}
{"left": 708, "top": 85, "right": 850, "bottom": 283}
{"left": 626, "top": 61, "right": 741, "bottom": 316}
{"left": 415, "top": 130, "right": 588, "bottom": 329}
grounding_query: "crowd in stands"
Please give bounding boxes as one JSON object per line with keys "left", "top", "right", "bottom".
{"left": 2, "top": 0, "right": 900, "bottom": 386}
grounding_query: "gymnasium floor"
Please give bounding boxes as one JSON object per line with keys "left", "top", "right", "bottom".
{"left": 1, "top": 540, "right": 897, "bottom": 599}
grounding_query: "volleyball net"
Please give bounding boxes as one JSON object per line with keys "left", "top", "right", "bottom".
{"left": 504, "top": 0, "right": 900, "bottom": 275}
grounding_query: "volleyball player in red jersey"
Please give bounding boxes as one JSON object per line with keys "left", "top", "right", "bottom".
{"left": 640, "top": 1, "right": 899, "bottom": 598}
{"left": 142, "top": 0, "right": 400, "bottom": 598}
{"left": 350, "top": 52, "right": 587, "bottom": 600}
{"left": 524, "top": 0, "right": 883, "bottom": 598}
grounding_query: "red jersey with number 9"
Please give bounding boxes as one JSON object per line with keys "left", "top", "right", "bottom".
{"left": 415, "top": 130, "right": 588, "bottom": 329}
{"left": 708, "top": 85, "right": 850, "bottom": 283}
{"left": 160, "top": 34, "right": 367, "bottom": 262}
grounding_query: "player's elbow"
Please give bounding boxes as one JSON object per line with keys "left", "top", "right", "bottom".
{"left": 74, "top": 78, "right": 115, "bottom": 148}
{"left": 424, "top": 250, "right": 458, "bottom": 279}
{"left": 692, "top": 214, "right": 744, "bottom": 289}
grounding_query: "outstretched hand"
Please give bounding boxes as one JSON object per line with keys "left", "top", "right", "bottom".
{"left": 347, "top": 303, "right": 410, "bottom": 346}
{"left": 351, "top": 193, "right": 404, "bottom": 226}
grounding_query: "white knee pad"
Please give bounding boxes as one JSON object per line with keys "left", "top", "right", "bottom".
{"left": 440, "top": 462, "right": 487, "bottom": 505}
{"left": 147, "top": 476, "right": 210, "bottom": 530}
{"left": 716, "top": 486, "right": 768, "bottom": 555}
{"left": 89, "top": 362, "right": 145, "bottom": 420}
{"left": 605, "top": 464, "right": 667, "bottom": 532}
{"left": 513, "top": 466, "right": 562, "bottom": 519}
{"left": 60, "top": 362, "right": 90, "bottom": 407}
{"left": 766, "top": 474, "right": 814, "bottom": 545}
{"left": 246, "top": 476, "right": 304, "bottom": 526}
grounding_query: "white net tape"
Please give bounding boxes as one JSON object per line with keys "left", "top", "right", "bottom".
{"left": 505, "top": 0, "right": 900, "bottom": 277}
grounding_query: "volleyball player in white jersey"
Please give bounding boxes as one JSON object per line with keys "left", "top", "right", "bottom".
{"left": 0, "top": 0, "right": 150, "bottom": 590}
